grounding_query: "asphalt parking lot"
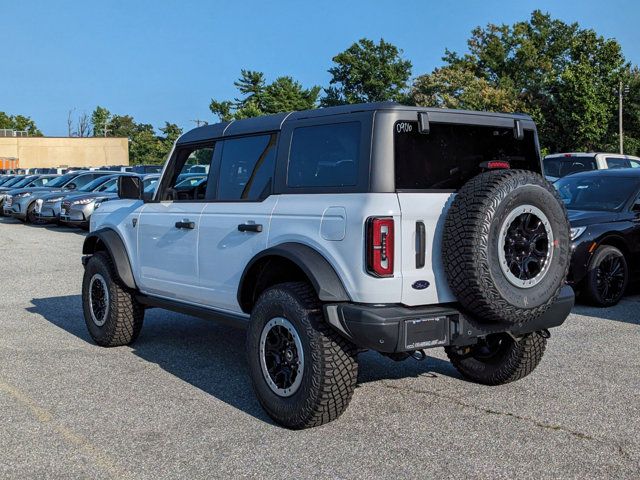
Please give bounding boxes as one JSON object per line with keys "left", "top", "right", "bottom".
{"left": 0, "top": 217, "right": 638, "bottom": 479}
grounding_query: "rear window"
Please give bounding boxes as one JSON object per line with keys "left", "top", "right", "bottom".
{"left": 287, "top": 122, "right": 360, "bottom": 188}
{"left": 395, "top": 122, "right": 539, "bottom": 190}
{"left": 543, "top": 156, "right": 597, "bottom": 178}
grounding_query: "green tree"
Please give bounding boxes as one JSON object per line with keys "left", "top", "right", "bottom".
{"left": 322, "top": 38, "right": 412, "bottom": 106}
{"left": 0, "top": 112, "right": 42, "bottom": 136}
{"left": 89, "top": 108, "right": 181, "bottom": 164}
{"left": 210, "top": 70, "right": 320, "bottom": 121}
{"left": 412, "top": 11, "right": 627, "bottom": 153}
{"left": 91, "top": 106, "right": 111, "bottom": 137}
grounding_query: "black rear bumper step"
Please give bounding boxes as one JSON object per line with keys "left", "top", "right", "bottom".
{"left": 324, "top": 285, "right": 574, "bottom": 353}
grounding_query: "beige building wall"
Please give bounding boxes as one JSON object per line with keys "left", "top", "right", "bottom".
{"left": 0, "top": 137, "right": 129, "bottom": 169}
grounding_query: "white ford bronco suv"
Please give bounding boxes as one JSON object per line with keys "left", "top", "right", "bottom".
{"left": 81, "top": 102, "right": 574, "bottom": 429}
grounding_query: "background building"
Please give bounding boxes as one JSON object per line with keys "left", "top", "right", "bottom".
{"left": 0, "top": 134, "right": 129, "bottom": 170}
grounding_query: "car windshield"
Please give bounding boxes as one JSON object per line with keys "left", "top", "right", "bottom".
{"left": 30, "top": 176, "right": 55, "bottom": 187}
{"left": 47, "top": 173, "right": 77, "bottom": 187}
{"left": 11, "top": 177, "right": 36, "bottom": 188}
{"left": 78, "top": 175, "right": 114, "bottom": 192}
{"left": 2, "top": 176, "right": 25, "bottom": 187}
{"left": 543, "top": 156, "right": 597, "bottom": 178}
{"left": 555, "top": 175, "right": 640, "bottom": 212}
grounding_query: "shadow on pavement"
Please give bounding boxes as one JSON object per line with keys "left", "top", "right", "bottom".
{"left": 28, "top": 294, "right": 461, "bottom": 424}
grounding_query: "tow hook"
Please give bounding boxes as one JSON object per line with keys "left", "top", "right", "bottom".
{"left": 410, "top": 350, "right": 427, "bottom": 361}
{"left": 539, "top": 329, "right": 551, "bottom": 339}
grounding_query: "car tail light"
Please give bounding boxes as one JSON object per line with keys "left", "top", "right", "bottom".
{"left": 366, "top": 217, "right": 394, "bottom": 277}
{"left": 480, "top": 160, "right": 511, "bottom": 170}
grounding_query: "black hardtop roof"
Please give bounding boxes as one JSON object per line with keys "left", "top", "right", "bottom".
{"left": 177, "top": 102, "right": 533, "bottom": 145}
{"left": 560, "top": 168, "right": 640, "bottom": 179}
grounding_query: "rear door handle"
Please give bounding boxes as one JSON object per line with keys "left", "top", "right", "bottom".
{"left": 416, "top": 221, "right": 426, "bottom": 268}
{"left": 238, "top": 223, "right": 263, "bottom": 233}
{"left": 175, "top": 220, "right": 195, "bottom": 229}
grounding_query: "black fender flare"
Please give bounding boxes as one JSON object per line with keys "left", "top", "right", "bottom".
{"left": 238, "top": 242, "right": 351, "bottom": 312}
{"left": 82, "top": 228, "right": 137, "bottom": 289}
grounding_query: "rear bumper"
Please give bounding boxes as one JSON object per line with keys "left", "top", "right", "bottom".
{"left": 324, "top": 286, "right": 575, "bottom": 353}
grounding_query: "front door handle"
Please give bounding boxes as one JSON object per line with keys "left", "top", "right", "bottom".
{"left": 238, "top": 223, "right": 263, "bottom": 233}
{"left": 175, "top": 220, "right": 195, "bottom": 229}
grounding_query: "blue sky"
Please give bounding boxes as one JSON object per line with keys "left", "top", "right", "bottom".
{"left": 1, "top": 0, "right": 638, "bottom": 136}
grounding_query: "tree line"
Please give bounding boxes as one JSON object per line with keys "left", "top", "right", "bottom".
{"left": 3, "top": 11, "right": 639, "bottom": 163}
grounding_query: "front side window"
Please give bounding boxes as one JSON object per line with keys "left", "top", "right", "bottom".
{"left": 396, "top": 122, "right": 540, "bottom": 190}
{"left": 287, "top": 122, "right": 360, "bottom": 188}
{"left": 160, "top": 145, "right": 214, "bottom": 201}
{"left": 218, "top": 134, "right": 276, "bottom": 201}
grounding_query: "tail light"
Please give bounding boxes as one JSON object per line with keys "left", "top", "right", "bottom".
{"left": 366, "top": 217, "right": 394, "bottom": 277}
{"left": 479, "top": 160, "right": 511, "bottom": 170}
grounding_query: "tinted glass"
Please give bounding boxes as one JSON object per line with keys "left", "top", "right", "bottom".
{"left": 606, "top": 157, "right": 631, "bottom": 169}
{"left": 395, "top": 122, "right": 540, "bottom": 190}
{"left": 288, "top": 123, "right": 360, "bottom": 188}
{"left": 555, "top": 175, "right": 640, "bottom": 212}
{"left": 218, "top": 134, "right": 276, "bottom": 200}
{"left": 543, "top": 156, "right": 597, "bottom": 178}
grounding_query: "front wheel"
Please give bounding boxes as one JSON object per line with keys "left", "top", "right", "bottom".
{"left": 82, "top": 251, "right": 144, "bottom": 347}
{"left": 584, "top": 245, "right": 628, "bottom": 307}
{"left": 246, "top": 282, "right": 358, "bottom": 429}
{"left": 445, "top": 332, "right": 547, "bottom": 385}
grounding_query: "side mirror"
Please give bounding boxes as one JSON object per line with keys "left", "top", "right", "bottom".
{"left": 118, "top": 176, "right": 143, "bottom": 200}
{"left": 66, "top": 183, "right": 76, "bottom": 190}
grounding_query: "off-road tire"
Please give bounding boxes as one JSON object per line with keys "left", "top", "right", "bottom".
{"left": 247, "top": 282, "right": 358, "bottom": 429}
{"left": 584, "top": 245, "right": 628, "bottom": 307}
{"left": 445, "top": 332, "right": 547, "bottom": 385}
{"left": 82, "top": 251, "right": 144, "bottom": 347}
{"left": 443, "top": 170, "right": 570, "bottom": 324}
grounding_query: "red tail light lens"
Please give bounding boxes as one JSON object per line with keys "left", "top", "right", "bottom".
{"left": 366, "top": 217, "right": 394, "bottom": 277}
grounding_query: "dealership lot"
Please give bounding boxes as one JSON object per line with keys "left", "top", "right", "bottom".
{"left": 0, "top": 217, "right": 638, "bottom": 479}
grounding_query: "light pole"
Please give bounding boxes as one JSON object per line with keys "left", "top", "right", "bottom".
{"left": 619, "top": 80, "right": 630, "bottom": 154}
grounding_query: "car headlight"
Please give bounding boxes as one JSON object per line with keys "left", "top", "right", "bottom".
{"left": 45, "top": 196, "right": 65, "bottom": 203}
{"left": 72, "top": 198, "right": 95, "bottom": 206}
{"left": 570, "top": 226, "right": 586, "bottom": 241}
{"left": 14, "top": 192, "right": 32, "bottom": 199}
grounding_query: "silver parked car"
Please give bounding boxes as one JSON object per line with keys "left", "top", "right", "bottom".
{"left": 60, "top": 174, "right": 160, "bottom": 229}
{"left": 34, "top": 173, "right": 125, "bottom": 224}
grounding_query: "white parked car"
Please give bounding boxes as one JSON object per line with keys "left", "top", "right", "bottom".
{"left": 543, "top": 152, "right": 640, "bottom": 182}
{"left": 81, "top": 103, "right": 573, "bottom": 429}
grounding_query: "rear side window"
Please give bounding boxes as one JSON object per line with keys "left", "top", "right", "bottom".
{"left": 606, "top": 157, "right": 631, "bottom": 169}
{"left": 287, "top": 122, "right": 360, "bottom": 188}
{"left": 217, "top": 134, "right": 276, "bottom": 201}
{"left": 395, "top": 122, "right": 540, "bottom": 190}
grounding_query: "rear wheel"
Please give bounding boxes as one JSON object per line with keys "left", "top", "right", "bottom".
{"left": 584, "top": 245, "right": 628, "bottom": 307}
{"left": 445, "top": 332, "right": 547, "bottom": 385}
{"left": 247, "top": 282, "right": 358, "bottom": 429}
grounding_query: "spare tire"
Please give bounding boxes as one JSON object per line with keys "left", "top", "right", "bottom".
{"left": 442, "top": 169, "right": 570, "bottom": 324}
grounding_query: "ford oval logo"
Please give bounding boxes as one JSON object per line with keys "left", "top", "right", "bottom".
{"left": 412, "top": 280, "right": 430, "bottom": 290}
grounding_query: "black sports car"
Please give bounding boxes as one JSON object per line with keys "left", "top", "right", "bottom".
{"left": 555, "top": 169, "right": 640, "bottom": 306}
